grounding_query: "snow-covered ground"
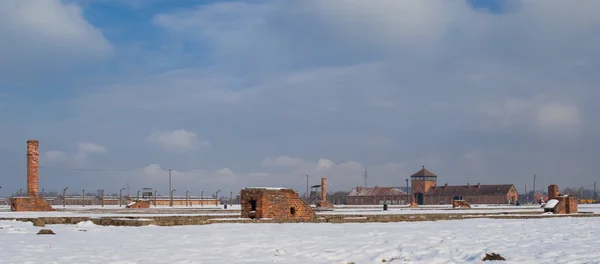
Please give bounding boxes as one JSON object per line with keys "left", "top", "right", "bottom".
{"left": 1, "top": 204, "right": 599, "bottom": 219}
{"left": 2, "top": 217, "right": 599, "bottom": 263}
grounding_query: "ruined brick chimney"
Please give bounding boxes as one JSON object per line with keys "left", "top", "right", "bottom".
{"left": 27, "top": 140, "right": 39, "bottom": 197}
{"left": 321, "top": 178, "right": 327, "bottom": 201}
{"left": 548, "top": 184, "right": 559, "bottom": 199}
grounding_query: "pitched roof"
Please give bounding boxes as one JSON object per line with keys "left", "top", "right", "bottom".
{"left": 348, "top": 186, "right": 408, "bottom": 197}
{"left": 424, "top": 184, "right": 515, "bottom": 196}
{"left": 410, "top": 166, "right": 438, "bottom": 177}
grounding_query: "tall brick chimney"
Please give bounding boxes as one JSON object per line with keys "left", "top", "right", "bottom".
{"left": 321, "top": 178, "right": 327, "bottom": 202}
{"left": 548, "top": 184, "right": 559, "bottom": 199}
{"left": 27, "top": 140, "right": 39, "bottom": 197}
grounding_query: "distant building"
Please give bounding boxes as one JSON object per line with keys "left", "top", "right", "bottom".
{"left": 411, "top": 166, "right": 519, "bottom": 205}
{"left": 347, "top": 186, "right": 409, "bottom": 205}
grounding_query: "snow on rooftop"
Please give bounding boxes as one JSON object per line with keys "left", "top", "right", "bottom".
{"left": 244, "top": 187, "right": 290, "bottom": 190}
{"left": 544, "top": 199, "right": 559, "bottom": 209}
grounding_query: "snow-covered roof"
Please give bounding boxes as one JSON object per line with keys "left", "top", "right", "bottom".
{"left": 244, "top": 187, "right": 290, "bottom": 190}
{"left": 348, "top": 187, "right": 407, "bottom": 197}
{"left": 544, "top": 199, "right": 559, "bottom": 209}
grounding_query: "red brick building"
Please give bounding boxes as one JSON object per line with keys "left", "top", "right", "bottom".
{"left": 240, "top": 188, "right": 315, "bottom": 221}
{"left": 411, "top": 166, "right": 519, "bottom": 205}
{"left": 347, "top": 186, "right": 409, "bottom": 205}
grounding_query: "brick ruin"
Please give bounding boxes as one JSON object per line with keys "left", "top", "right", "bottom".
{"left": 544, "top": 184, "right": 577, "bottom": 214}
{"left": 314, "top": 178, "right": 334, "bottom": 208}
{"left": 452, "top": 200, "right": 471, "bottom": 209}
{"left": 10, "top": 140, "right": 54, "bottom": 212}
{"left": 126, "top": 200, "right": 151, "bottom": 209}
{"left": 241, "top": 188, "right": 316, "bottom": 221}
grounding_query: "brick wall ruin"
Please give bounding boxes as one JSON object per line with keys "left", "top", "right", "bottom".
{"left": 10, "top": 140, "right": 54, "bottom": 212}
{"left": 126, "top": 200, "right": 151, "bottom": 209}
{"left": 315, "top": 178, "right": 334, "bottom": 208}
{"left": 241, "top": 188, "right": 316, "bottom": 221}
{"left": 452, "top": 200, "right": 471, "bottom": 209}
{"left": 546, "top": 184, "right": 577, "bottom": 214}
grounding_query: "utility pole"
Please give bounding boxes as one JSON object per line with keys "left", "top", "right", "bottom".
{"left": 364, "top": 166, "right": 368, "bottom": 188}
{"left": 525, "top": 185, "right": 527, "bottom": 204}
{"left": 305, "top": 175, "right": 310, "bottom": 202}
{"left": 532, "top": 174, "right": 536, "bottom": 203}
{"left": 101, "top": 189, "right": 104, "bottom": 207}
{"left": 201, "top": 191, "right": 204, "bottom": 206}
{"left": 186, "top": 191, "right": 189, "bottom": 207}
{"left": 594, "top": 181, "right": 597, "bottom": 200}
{"left": 82, "top": 189, "right": 85, "bottom": 207}
{"left": 215, "top": 189, "right": 221, "bottom": 206}
{"left": 119, "top": 188, "right": 125, "bottom": 207}
{"left": 229, "top": 191, "right": 233, "bottom": 206}
{"left": 406, "top": 178, "right": 409, "bottom": 204}
{"left": 137, "top": 190, "right": 140, "bottom": 201}
{"left": 41, "top": 189, "right": 45, "bottom": 200}
{"left": 169, "top": 169, "right": 173, "bottom": 207}
{"left": 63, "top": 187, "right": 68, "bottom": 208}
{"left": 154, "top": 190, "right": 157, "bottom": 207}
{"left": 171, "top": 189, "right": 176, "bottom": 206}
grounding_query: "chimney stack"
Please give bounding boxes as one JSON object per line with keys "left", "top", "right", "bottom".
{"left": 548, "top": 184, "right": 559, "bottom": 199}
{"left": 27, "top": 140, "right": 39, "bottom": 197}
{"left": 321, "top": 178, "right": 327, "bottom": 202}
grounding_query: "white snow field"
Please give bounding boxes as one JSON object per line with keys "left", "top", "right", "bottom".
{"left": 2, "top": 217, "right": 600, "bottom": 263}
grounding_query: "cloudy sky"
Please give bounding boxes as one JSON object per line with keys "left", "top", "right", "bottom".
{"left": 1, "top": 0, "right": 599, "bottom": 197}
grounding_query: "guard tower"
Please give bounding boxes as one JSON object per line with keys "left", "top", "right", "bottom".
{"left": 410, "top": 166, "right": 437, "bottom": 205}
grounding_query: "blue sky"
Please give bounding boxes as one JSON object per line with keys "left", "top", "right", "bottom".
{"left": 1, "top": 0, "right": 599, "bottom": 197}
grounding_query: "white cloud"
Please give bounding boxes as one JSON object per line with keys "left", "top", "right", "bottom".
{"left": 78, "top": 142, "right": 107, "bottom": 154}
{"left": 536, "top": 103, "right": 582, "bottom": 132}
{"left": 261, "top": 156, "right": 307, "bottom": 167}
{"left": 146, "top": 129, "right": 209, "bottom": 152}
{"left": 0, "top": 0, "right": 112, "bottom": 61}
{"left": 44, "top": 151, "right": 66, "bottom": 163}
{"left": 479, "top": 96, "right": 583, "bottom": 136}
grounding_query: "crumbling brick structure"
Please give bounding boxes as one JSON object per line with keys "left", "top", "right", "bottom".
{"left": 315, "top": 178, "right": 334, "bottom": 208}
{"left": 241, "top": 188, "right": 316, "bottom": 221}
{"left": 545, "top": 184, "right": 577, "bottom": 214}
{"left": 452, "top": 200, "right": 471, "bottom": 209}
{"left": 126, "top": 200, "right": 151, "bottom": 209}
{"left": 10, "top": 140, "right": 54, "bottom": 212}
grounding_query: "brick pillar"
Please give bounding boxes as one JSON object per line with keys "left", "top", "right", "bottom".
{"left": 548, "top": 184, "right": 559, "bottom": 199}
{"left": 27, "top": 140, "right": 39, "bottom": 197}
{"left": 321, "top": 178, "right": 327, "bottom": 202}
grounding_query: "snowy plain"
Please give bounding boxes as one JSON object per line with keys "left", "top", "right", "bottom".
{"left": 2, "top": 217, "right": 600, "bottom": 263}
{"left": 2, "top": 204, "right": 600, "bottom": 219}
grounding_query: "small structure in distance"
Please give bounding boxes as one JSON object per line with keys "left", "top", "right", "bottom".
{"left": 543, "top": 184, "right": 577, "bottom": 214}
{"left": 240, "top": 187, "right": 315, "bottom": 221}
{"left": 10, "top": 140, "right": 54, "bottom": 212}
